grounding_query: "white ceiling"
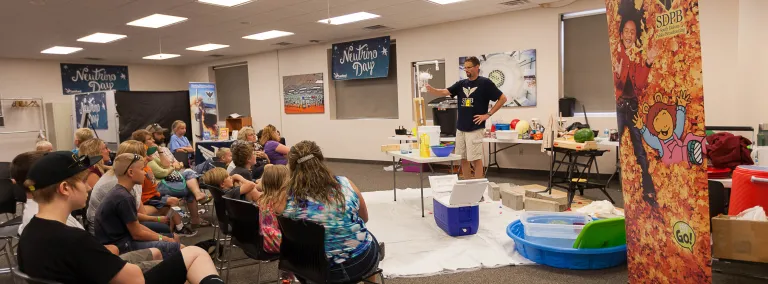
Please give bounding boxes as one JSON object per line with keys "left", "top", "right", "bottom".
{"left": 0, "top": 0, "right": 561, "bottom": 66}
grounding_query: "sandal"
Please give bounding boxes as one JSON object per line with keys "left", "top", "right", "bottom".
{"left": 191, "top": 219, "right": 211, "bottom": 229}
{"left": 197, "top": 194, "right": 213, "bottom": 206}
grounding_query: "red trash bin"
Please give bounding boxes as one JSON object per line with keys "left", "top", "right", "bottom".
{"left": 729, "top": 165, "right": 768, "bottom": 215}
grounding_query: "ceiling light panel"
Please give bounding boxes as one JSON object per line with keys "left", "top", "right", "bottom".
{"left": 127, "top": 14, "right": 188, "bottom": 28}
{"left": 318, "top": 12, "right": 380, "bottom": 25}
{"left": 77, "top": 33, "right": 127, "bottom": 43}
{"left": 186, "top": 43, "right": 230, "bottom": 51}
{"left": 427, "top": 0, "right": 466, "bottom": 4}
{"left": 198, "top": 0, "right": 253, "bottom": 7}
{"left": 41, "top": 46, "right": 83, "bottom": 54}
{"left": 242, "top": 30, "right": 294, "bottom": 40}
{"left": 143, "top": 53, "right": 181, "bottom": 60}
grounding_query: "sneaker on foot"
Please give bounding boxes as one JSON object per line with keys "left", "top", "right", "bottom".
{"left": 176, "top": 225, "right": 198, "bottom": 237}
{"left": 378, "top": 242, "right": 386, "bottom": 261}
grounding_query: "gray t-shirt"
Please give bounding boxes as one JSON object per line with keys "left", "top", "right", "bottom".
{"left": 87, "top": 173, "right": 141, "bottom": 235}
{"left": 230, "top": 167, "right": 253, "bottom": 181}
{"left": 94, "top": 184, "right": 138, "bottom": 245}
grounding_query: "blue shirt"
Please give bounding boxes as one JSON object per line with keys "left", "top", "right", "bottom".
{"left": 169, "top": 135, "right": 191, "bottom": 152}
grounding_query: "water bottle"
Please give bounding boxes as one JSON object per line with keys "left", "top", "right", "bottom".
{"left": 603, "top": 128, "right": 610, "bottom": 139}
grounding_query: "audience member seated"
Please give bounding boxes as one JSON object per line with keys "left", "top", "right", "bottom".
{"left": 72, "top": 128, "right": 95, "bottom": 155}
{"left": 230, "top": 126, "right": 270, "bottom": 178}
{"left": 169, "top": 120, "right": 194, "bottom": 157}
{"left": 147, "top": 145, "right": 211, "bottom": 228}
{"left": 257, "top": 127, "right": 286, "bottom": 145}
{"left": 12, "top": 151, "right": 168, "bottom": 276}
{"left": 202, "top": 167, "right": 261, "bottom": 202}
{"left": 79, "top": 138, "right": 113, "bottom": 188}
{"left": 146, "top": 123, "right": 179, "bottom": 165}
{"left": 259, "top": 125, "right": 289, "bottom": 165}
{"left": 35, "top": 140, "right": 53, "bottom": 152}
{"left": 95, "top": 153, "right": 183, "bottom": 259}
{"left": 256, "top": 164, "right": 289, "bottom": 253}
{"left": 283, "top": 140, "right": 381, "bottom": 283}
{"left": 229, "top": 140, "right": 256, "bottom": 180}
{"left": 133, "top": 129, "right": 179, "bottom": 169}
{"left": 193, "top": 147, "right": 231, "bottom": 175}
{"left": 88, "top": 140, "right": 195, "bottom": 237}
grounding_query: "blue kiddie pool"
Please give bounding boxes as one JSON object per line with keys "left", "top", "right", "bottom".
{"left": 506, "top": 220, "right": 627, "bottom": 270}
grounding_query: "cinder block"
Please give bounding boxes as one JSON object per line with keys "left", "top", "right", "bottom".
{"left": 500, "top": 188, "right": 524, "bottom": 210}
{"left": 488, "top": 182, "right": 501, "bottom": 201}
{"left": 535, "top": 190, "right": 568, "bottom": 206}
{"left": 525, "top": 198, "right": 561, "bottom": 212}
{"left": 520, "top": 184, "right": 547, "bottom": 198}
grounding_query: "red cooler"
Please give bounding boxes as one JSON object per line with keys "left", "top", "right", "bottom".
{"left": 729, "top": 166, "right": 768, "bottom": 215}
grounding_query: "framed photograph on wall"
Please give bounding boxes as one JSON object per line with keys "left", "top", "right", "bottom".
{"left": 459, "top": 49, "right": 537, "bottom": 107}
{"left": 283, "top": 73, "right": 325, "bottom": 114}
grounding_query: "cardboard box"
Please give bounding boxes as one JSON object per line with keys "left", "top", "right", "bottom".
{"left": 525, "top": 198, "right": 561, "bottom": 212}
{"left": 712, "top": 215, "right": 768, "bottom": 263}
{"left": 488, "top": 182, "right": 501, "bottom": 201}
{"left": 500, "top": 187, "right": 524, "bottom": 210}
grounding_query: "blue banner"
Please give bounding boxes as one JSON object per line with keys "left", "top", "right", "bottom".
{"left": 74, "top": 92, "right": 108, "bottom": 129}
{"left": 61, "top": 63, "right": 129, "bottom": 95}
{"left": 332, "top": 36, "right": 390, "bottom": 80}
{"left": 189, "top": 82, "right": 219, "bottom": 141}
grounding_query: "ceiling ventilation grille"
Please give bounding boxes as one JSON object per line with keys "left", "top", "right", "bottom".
{"left": 83, "top": 57, "right": 103, "bottom": 61}
{"left": 207, "top": 54, "right": 225, "bottom": 58}
{"left": 273, "top": 42, "right": 293, "bottom": 46}
{"left": 499, "top": 0, "right": 530, "bottom": 7}
{"left": 363, "top": 25, "right": 392, "bottom": 31}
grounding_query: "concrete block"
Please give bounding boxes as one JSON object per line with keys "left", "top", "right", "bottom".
{"left": 525, "top": 198, "right": 561, "bottom": 212}
{"left": 535, "top": 190, "right": 568, "bottom": 206}
{"left": 488, "top": 182, "right": 501, "bottom": 201}
{"left": 500, "top": 187, "right": 524, "bottom": 210}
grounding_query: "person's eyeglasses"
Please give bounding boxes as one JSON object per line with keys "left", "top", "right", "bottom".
{"left": 464, "top": 65, "right": 476, "bottom": 70}
{"left": 122, "top": 154, "right": 141, "bottom": 175}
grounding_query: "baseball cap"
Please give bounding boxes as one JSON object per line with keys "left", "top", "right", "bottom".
{"left": 27, "top": 151, "right": 102, "bottom": 190}
{"left": 145, "top": 123, "right": 168, "bottom": 133}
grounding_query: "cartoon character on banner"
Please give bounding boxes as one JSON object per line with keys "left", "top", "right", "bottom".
{"left": 633, "top": 92, "right": 705, "bottom": 165}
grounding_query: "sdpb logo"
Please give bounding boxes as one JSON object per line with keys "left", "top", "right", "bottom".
{"left": 673, "top": 221, "right": 695, "bottom": 252}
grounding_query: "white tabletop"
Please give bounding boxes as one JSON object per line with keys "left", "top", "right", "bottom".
{"left": 388, "top": 135, "right": 543, "bottom": 144}
{"left": 386, "top": 151, "right": 462, "bottom": 163}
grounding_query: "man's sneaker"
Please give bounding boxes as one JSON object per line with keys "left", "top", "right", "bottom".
{"left": 175, "top": 225, "right": 198, "bottom": 237}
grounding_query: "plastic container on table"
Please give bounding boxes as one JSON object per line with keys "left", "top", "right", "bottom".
{"left": 507, "top": 220, "right": 627, "bottom": 270}
{"left": 495, "top": 123, "right": 511, "bottom": 131}
{"left": 520, "top": 211, "right": 593, "bottom": 248}
{"left": 730, "top": 165, "right": 768, "bottom": 215}
{"left": 401, "top": 159, "right": 427, "bottom": 173}
{"left": 431, "top": 145, "right": 455, "bottom": 157}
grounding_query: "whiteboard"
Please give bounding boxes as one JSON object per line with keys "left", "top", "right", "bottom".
{"left": 71, "top": 90, "right": 119, "bottom": 147}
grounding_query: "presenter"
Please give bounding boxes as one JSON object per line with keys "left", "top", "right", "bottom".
{"left": 426, "top": 56, "right": 507, "bottom": 179}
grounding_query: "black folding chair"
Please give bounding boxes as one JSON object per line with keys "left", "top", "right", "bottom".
{"left": 173, "top": 151, "right": 191, "bottom": 168}
{"left": 223, "top": 197, "right": 280, "bottom": 283}
{"left": 276, "top": 216, "right": 384, "bottom": 284}
{"left": 203, "top": 183, "right": 257, "bottom": 282}
{"left": 11, "top": 267, "right": 62, "bottom": 284}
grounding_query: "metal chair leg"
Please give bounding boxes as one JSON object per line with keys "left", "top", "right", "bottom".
{"left": 225, "top": 239, "right": 233, "bottom": 283}
{"left": 256, "top": 261, "right": 262, "bottom": 284}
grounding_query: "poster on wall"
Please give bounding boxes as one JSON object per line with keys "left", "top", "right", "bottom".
{"left": 283, "top": 73, "right": 324, "bottom": 114}
{"left": 332, "top": 36, "right": 390, "bottom": 80}
{"left": 74, "top": 92, "right": 108, "bottom": 129}
{"left": 605, "top": 0, "right": 710, "bottom": 282}
{"left": 189, "top": 82, "right": 219, "bottom": 141}
{"left": 459, "top": 49, "right": 537, "bottom": 107}
{"left": 61, "top": 63, "right": 129, "bottom": 95}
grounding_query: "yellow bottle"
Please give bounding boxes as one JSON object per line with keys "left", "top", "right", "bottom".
{"left": 420, "top": 133, "right": 431, "bottom": 157}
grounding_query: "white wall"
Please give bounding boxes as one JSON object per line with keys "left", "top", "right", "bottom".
{"left": 737, "top": 0, "right": 768, "bottom": 130}
{"left": 180, "top": 0, "right": 761, "bottom": 172}
{"left": 0, "top": 58, "right": 187, "bottom": 161}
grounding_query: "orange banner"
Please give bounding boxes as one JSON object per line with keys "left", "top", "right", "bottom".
{"left": 605, "top": 0, "right": 711, "bottom": 282}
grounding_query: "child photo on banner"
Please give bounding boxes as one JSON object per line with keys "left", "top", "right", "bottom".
{"left": 605, "top": 0, "right": 711, "bottom": 283}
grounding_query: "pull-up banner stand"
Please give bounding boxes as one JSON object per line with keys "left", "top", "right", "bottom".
{"left": 604, "top": 0, "right": 711, "bottom": 282}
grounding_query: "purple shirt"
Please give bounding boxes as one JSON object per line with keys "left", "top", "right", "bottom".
{"left": 264, "top": 140, "right": 287, "bottom": 165}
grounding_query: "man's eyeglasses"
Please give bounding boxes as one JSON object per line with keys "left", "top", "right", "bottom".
{"left": 122, "top": 154, "right": 141, "bottom": 175}
{"left": 464, "top": 65, "right": 477, "bottom": 70}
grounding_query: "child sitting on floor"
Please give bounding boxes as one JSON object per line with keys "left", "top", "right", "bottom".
{"left": 201, "top": 167, "right": 261, "bottom": 202}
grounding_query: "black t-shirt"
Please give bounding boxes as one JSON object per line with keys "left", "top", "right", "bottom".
{"left": 95, "top": 184, "right": 138, "bottom": 245}
{"left": 447, "top": 76, "right": 503, "bottom": 132}
{"left": 230, "top": 166, "right": 253, "bottom": 181}
{"left": 19, "top": 216, "right": 127, "bottom": 284}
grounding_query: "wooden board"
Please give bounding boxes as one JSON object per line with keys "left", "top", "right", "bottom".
{"left": 553, "top": 139, "right": 598, "bottom": 150}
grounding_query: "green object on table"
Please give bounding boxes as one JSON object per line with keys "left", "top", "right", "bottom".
{"left": 574, "top": 128, "right": 595, "bottom": 143}
{"left": 573, "top": 217, "right": 626, "bottom": 249}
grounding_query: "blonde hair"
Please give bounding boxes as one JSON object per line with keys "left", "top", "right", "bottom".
{"left": 202, "top": 167, "right": 229, "bottom": 187}
{"left": 113, "top": 153, "right": 142, "bottom": 177}
{"left": 35, "top": 140, "right": 53, "bottom": 151}
{"left": 78, "top": 139, "right": 110, "bottom": 175}
{"left": 74, "top": 128, "right": 94, "bottom": 145}
{"left": 172, "top": 120, "right": 186, "bottom": 132}
{"left": 287, "top": 140, "right": 343, "bottom": 205}
{"left": 237, "top": 127, "right": 256, "bottom": 141}
{"left": 215, "top": 148, "right": 231, "bottom": 159}
{"left": 105, "top": 140, "right": 147, "bottom": 176}
{"left": 259, "top": 125, "right": 279, "bottom": 146}
{"left": 24, "top": 171, "right": 89, "bottom": 204}
{"left": 131, "top": 129, "right": 153, "bottom": 145}
{"left": 258, "top": 165, "right": 290, "bottom": 209}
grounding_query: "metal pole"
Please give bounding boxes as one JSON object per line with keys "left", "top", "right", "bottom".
{"left": 393, "top": 156, "right": 397, "bottom": 201}
{"left": 420, "top": 163, "right": 424, "bottom": 217}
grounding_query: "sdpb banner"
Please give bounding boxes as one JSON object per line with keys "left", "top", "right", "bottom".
{"left": 605, "top": 0, "right": 711, "bottom": 282}
{"left": 189, "top": 82, "right": 219, "bottom": 142}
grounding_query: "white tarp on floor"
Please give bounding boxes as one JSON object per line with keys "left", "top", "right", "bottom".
{"left": 361, "top": 188, "right": 533, "bottom": 278}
